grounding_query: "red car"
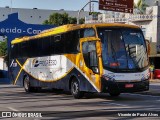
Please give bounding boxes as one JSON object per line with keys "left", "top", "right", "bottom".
{"left": 154, "top": 69, "right": 160, "bottom": 79}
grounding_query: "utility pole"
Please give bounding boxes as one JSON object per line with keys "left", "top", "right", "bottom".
{"left": 11, "top": 0, "right": 12, "bottom": 13}
{"left": 77, "top": 0, "right": 98, "bottom": 24}
{"left": 92, "top": 3, "right": 94, "bottom": 12}
{"left": 89, "top": 0, "right": 92, "bottom": 12}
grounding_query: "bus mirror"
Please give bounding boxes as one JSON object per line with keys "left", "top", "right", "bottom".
{"left": 89, "top": 51, "right": 99, "bottom": 73}
{"left": 91, "top": 66, "right": 99, "bottom": 74}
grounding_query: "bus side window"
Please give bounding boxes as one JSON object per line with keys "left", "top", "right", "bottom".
{"left": 84, "top": 28, "right": 95, "bottom": 37}
{"left": 11, "top": 44, "right": 18, "bottom": 59}
{"left": 54, "top": 35, "right": 64, "bottom": 54}
{"left": 17, "top": 44, "right": 21, "bottom": 58}
{"left": 41, "top": 37, "right": 50, "bottom": 56}
{"left": 50, "top": 35, "right": 55, "bottom": 54}
{"left": 20, "top": 42, "right": 28, "bottom": 58}
{"left": 80, "top": 29, "right": 84, "bottom": 38}
{"left": 82, "top": 42, "right": 90, "bottom": 67}
{"left": 80, "top": 28, "right": 95, "bottom": 38}
{"left": 37, "top": 38, "right": 42, "bottom": 56}
{"left": 28, "top": 39, "right": 40, "bottom": 57}
{"left": 65, "top": 30, "right": 80, "bottom": 53}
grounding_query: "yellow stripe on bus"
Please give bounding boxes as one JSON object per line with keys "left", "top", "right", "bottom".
{"left": 13, "top": 59, "right": 28, "bottom": 85}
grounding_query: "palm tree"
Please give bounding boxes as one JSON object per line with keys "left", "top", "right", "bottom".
{"left": 134, "top": 0, "right": 148, "bottom": 14}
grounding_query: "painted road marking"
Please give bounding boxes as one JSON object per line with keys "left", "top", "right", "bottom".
{"left": 99, "top": 102, "right": 129, "bottom": 107}
{"left": 7, "top": 107, "right": 19, "bottom": 112}
{"left": 125, "top": 93, "right": 160, "bottom": 98}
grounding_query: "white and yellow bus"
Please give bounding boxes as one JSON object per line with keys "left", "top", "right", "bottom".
{"left": 10, "top": 23, "right": 150, "bottom": 98}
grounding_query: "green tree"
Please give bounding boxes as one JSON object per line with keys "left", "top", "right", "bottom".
{"left": 43, "top": 12, "right": 84, "bottom": 25}
{"left": 79, "top": 18, "right": 85, "bottom": 24}
{"left": 0, "top": 39, "right": 8, "bottom": 66}
{"left": 43, "top": 20, "right": 50, "bottom": 25}
{"left": 0, "top": 39, "right": 7, "bottom": 57}
{"left": 134, "top": 0, "right": 148, "bottom": 14}
{"left": 68, "top": 17, "right": 77, "bottom": 24}
{"left": 89, "top": 12, "right": 101, "bottom": 16}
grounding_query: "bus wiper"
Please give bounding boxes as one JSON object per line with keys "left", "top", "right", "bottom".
{"left": 110, "top": 42, "right": 119, "bottom": 69}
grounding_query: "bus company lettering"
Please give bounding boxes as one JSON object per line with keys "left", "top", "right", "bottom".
{"left": 0, "top": 27, "right": 42, "bottom": 34}
{"left": 10, "top": 60, "right": 17, "bottom": 67}
{"left": 32, "top": 59, "right": 57, "bottom": 68}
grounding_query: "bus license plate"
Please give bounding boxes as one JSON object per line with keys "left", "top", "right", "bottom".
{"left": 125, "top": 84, "right": 134, "bottom": 88}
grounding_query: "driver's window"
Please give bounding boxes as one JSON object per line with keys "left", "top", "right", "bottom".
{"left": 82, "top": 41, "right": 98, "bottom": 69}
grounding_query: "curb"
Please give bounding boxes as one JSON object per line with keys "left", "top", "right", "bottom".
{"left": 150, "top": 79, "right": 160, "bottom": 83}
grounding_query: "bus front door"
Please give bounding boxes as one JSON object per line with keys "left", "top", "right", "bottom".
{"left": 80, "top": 38, "right": 102, "bottom": 92}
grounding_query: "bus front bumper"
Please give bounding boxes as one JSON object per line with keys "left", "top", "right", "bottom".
{"left": 101, "top": 78, "right": 149, "bottom": 93}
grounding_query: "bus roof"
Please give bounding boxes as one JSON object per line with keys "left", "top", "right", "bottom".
{"left": 11, "top": 23, "right": 140, "bottom": 45}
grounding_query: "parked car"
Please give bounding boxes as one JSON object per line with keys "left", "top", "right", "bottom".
{"left": 154, "top": 69, "right": 160, "bottom": 79}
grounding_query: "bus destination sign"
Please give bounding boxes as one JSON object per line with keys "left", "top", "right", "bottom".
{"left": 99, "top": 0, "right": 134, "bottom": 13}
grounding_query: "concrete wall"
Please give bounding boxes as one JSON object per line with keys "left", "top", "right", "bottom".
{"left": 128, "top": 6, "right": 160, "bottom": 54}
{"left": 157, "top": 6, "right": 160, "bottom": 53}
{"left": 0, "top": 57, "right": 7, "bottom": 70}
{"left": 0, "top": 7, "right": 89, "bottom": 24}
{"left": 146, "top": 6, "right": 158, "bottom": 44}
{"left": 145, "top": 0, "right": 160, "bottom": 6}
{"left": 134, "top": 0, "right": 160, "bottom": 6}
{"left": 150, "top": 42, "right": 157, "bottom": 55}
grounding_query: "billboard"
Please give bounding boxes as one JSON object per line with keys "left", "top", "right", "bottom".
{"left": 99, "top": 0, "right": 134, "bottom": 13}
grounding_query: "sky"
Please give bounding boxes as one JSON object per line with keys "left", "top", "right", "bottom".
{"left": 0, "top": 0, "right": 100, "bottom": 11}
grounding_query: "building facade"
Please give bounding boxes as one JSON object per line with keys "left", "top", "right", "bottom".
{"left": 0, "top": 7, "right": 89, "bottom": 24}
{"left": 0, "top": 57, "right": 7, "bottom": 70}
{"left": 85, "top": 5, "right": 160, "bottom": 55}
{"left": 0, "top": 57, "right": 3, "bottom": 70}
{"left": 134, "top": 0, "right": 160, "bottom": 6}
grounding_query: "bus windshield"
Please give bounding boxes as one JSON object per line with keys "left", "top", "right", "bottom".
{"left": 98, "top": 28, "right": 149, "bottom": 71}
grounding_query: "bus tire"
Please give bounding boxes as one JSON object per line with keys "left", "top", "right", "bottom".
{"left": 71, "top": 78, "right": 84, "bottom": 99}
{"left": 109, "top": 92, "right": 120, "bottom": 97}
{"left": 23, "top": 76, "right": 34, "bottom": 93}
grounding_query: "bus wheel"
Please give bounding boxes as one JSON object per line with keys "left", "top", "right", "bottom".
{"left": 23, "top": 76, "right": 34, "bottom": 93}
{"left": 71, "top": 78, "right": 84, "bottom": 99}
{"left": 109, "top": 92, "right": 120, "bottom": 97}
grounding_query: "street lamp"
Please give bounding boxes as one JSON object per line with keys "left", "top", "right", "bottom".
{"left": 11, "top": 0, "right": 13, "bottom": 13}
{"left": 77, "top": 0, "right": 98, "bottom": 24}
